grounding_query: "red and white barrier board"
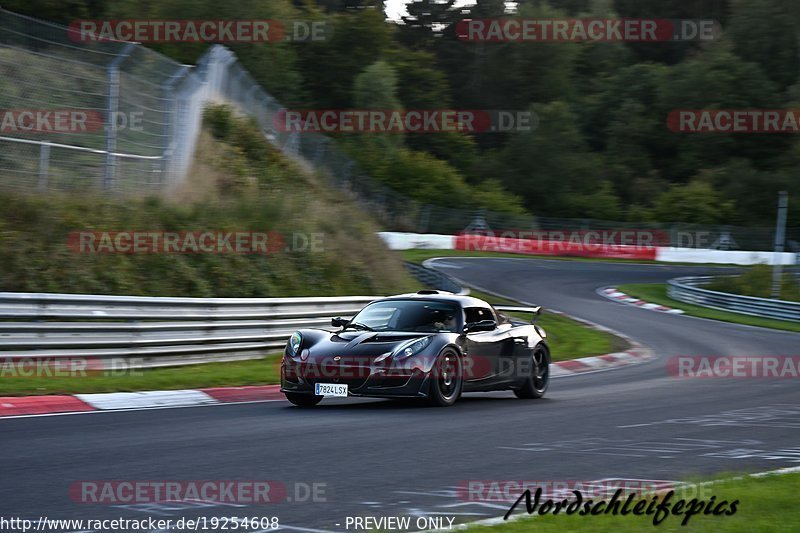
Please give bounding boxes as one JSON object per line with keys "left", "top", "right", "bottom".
{"left": 453, "top": 234, "right": 658, "bottom": 260}
{"left": 378, "top": 232, "right": 797, "bottom": 265}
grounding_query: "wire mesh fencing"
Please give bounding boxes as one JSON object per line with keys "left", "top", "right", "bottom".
{"left": 0, "top": 8, "right": 201, "bottom": 193}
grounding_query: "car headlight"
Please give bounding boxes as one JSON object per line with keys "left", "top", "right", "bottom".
{"left": 288, "top": 332, "right": 302, "bottom": 356}
{"left": 393, "top": 336, "right": 431, "bottom": 359}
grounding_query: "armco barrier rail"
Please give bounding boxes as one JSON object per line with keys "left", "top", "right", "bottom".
{"left": 0, "top": 292, "right": 376, "bottom": 368}
{"left": 667, "top": 276, "right": 800, "bottom": 322}
{"left": 403, "top": 262, "right": 465, "bottom": 294}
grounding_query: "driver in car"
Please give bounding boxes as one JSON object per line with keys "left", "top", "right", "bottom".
{"left": 431, "top": 310, "right": 457, "bottom": 332}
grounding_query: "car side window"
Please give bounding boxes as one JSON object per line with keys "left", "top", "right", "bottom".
{"left": 464, "top": 306, "right": 495, "bottom": 324}
{"left": 491, "top": 305, "right": 510, "bottom": 324}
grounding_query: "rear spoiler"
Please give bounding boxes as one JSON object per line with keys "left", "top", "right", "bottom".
{"left": 493, "top": 305, "right": 542, "bottom": 324}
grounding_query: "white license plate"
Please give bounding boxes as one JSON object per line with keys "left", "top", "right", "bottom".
{"left": 315, "top": 383, "right": 348, "bottom": 397}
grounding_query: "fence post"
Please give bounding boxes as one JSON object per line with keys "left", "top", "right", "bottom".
{"left": 161, "top": 66, "right": 189, "bottom": 183}
{"left": 37, "top": 141, "right": 50, "bottom": 191}
{"left": 772, "top": 191, "right": 789, "bottom": 298}
{"left": 104, "top": 43, "right": 135, "bottom": 190}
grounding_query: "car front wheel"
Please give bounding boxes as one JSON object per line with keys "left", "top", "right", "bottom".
{"left": 285, "top": 392, "right": 323, "bottom": 407}
{"left": 427, "top": 349, "right": 463, "bottom": 407}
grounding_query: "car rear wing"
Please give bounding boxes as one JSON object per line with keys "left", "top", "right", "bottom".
{"left": 493, "top": 305, "right": 542, "bottom": 324}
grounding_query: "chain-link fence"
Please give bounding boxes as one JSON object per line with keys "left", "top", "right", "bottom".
{"left": 0, "top": 8, "right": 203, "bottom": 193}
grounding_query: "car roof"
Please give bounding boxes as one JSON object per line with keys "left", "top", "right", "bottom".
{"left": 378, "top": 291, "right": 492, "bottom": 308}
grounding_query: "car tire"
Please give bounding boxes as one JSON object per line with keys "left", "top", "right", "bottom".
{"left": 285, "top": 392, "right": 323, "bottom": 407}
{"left": 514, "top": 344, "right": 549, "bottom": 399}
{"left": 427, "top": 348, "right": 463, "bottom": 407}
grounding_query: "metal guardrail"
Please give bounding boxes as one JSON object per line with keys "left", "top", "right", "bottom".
{"left": 403, "top": 262, "right": 465, "bottom": 294}
{"left": 0, "top": 292, "right": 377, "bottom": 367}
{"left": 0, "top": 264, "right": 466, "bottom": 368}
{"left": 667, "top": 276, "right": 800, "bottom": 322}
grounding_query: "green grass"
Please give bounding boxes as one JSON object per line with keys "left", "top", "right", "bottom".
{"left": 466, "top": 288, "right": 622, "bottom": 361}
{"left": 618, "top": 283, "right": 800, "bottom": 333}
{"left": 478, "top": 472, "right": 800, "bottom": 532}
{"left": 0, "top": 354, "right": 282, "bottom": 397}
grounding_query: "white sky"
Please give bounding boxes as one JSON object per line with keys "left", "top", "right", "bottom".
{"left": 384, "top": 0, "right": 475, "bottom": 22}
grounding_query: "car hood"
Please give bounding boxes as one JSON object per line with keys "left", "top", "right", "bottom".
{"left": 302, "top": 330, "right": 432, "bottom": 360}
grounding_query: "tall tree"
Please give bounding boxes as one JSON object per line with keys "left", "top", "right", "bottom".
{"left": 728, "top": 0, "right": 798, "bottom": 89}
{"left": 295, "top": 6, "right": 392, "bottom": 107}
{"left": 399, "top": 0, "right": 457, "bottom": 49}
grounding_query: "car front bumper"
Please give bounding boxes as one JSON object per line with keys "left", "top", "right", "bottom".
{"left": 280, "top": 357, "right": 432, "bottom": 398}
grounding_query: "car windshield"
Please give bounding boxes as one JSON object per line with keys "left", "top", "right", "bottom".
{"left": 349, "top": 299, "right": 461, "bottom": 333}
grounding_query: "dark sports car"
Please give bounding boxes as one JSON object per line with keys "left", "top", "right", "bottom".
{"left": 280, "top": 290, "right": 550, "bottom": 407}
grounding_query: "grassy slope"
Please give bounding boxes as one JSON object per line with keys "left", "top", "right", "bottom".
{"left": 0, "top": 107, "right": 417, "bottom": 298}
{"left": 618, "top": 283, "right": 800, "bottom": 333}
{"left": 478, "top": 472, "right": 800, "bottom": 532}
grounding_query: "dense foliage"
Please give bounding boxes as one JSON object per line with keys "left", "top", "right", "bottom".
{"left": 6, "top": 0, "right": 800, "bottom": 226}
{"left": 707, "top": 264, "right": 800, "bottom": 302}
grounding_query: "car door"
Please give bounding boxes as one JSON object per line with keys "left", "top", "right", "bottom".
{"left": 462, "top": 306, "right": 513, "bottom": 390}
{"left": 492, "top": 307, "right": 531, "bottom": 385}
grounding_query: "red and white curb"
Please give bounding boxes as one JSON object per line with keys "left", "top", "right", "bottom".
{"left": 547, "top": 308, "right": 655, "bottom": 377}
{"left": 550, "top": 348, "right": 653, "bottom": 377}
{"left": 0, "top": 385, "right": 284, "bottom": 418}
{"left": 599, "top": 287, "right": 684, "bottom": 314}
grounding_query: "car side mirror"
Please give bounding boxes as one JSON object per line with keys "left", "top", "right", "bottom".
{"left": 331, "top": 317, "right": 348, "bottom": 328}
{"left": 463, "top": 319, "right": 497, "bottom": 333}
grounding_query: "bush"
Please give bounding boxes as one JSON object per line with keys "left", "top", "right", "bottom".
{"left": 707, "top": 264, "right": 800, "bottom": 302}
{"left": 203, "top": 104, "right": 235, "bottom": 140}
